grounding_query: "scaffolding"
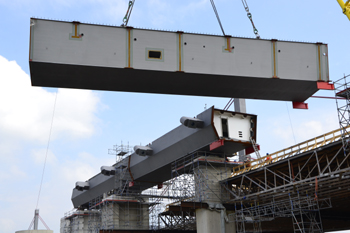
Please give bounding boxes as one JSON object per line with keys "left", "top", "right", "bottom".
{"left": 61, "top": 209, "right": 100, "bottom": 233}
{"left": 170, "top": 151, "right": 239, "bottom": 202}
{"left": 64, "top": 142, "right": 188, "bottom": 233}
{"left": 233, "top": 191, "right": 332, "bottom": 233}
{"left": 108, "top": 142, "right": 133, "bottom": 163}
{"left": 220, "top": 127, "right": 350, "bottom": 233}
{"left": 335, "top": 74, "right": 350, "bottom": 151}
{"left": 88, "top": 196, "right": 103, "bottom": 232}
{"left": 158, "top": 151, "right": 240, "bottom": 230}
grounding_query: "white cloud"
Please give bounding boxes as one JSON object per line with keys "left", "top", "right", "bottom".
{"left": 255, "top": 101, "right": 340, "bottom": 157}
{"left": 0, "top": 218, "right": 16, "bottom": 233}
{"left": 262, "top": 110, "right": 339, "bottom": 155}
{"left": 0, "top": 55, "right": 101, "bottom": 149}
{"left": 0, "top": 165, "right": 27, "bottom": 184}
{"left": 60, "top": 152, "right": 115, "bottom": 183}
{"left": 31, "top": 149, "right": 58, "bottom": 165}
{"left": 275, "top": 114, "right": 339, "bottom": 145}
{"left": 0, "top": 149, "right": 115, "bottom": 232}
{"left": 0, "top": 55, "right": 106, "bottom": 232}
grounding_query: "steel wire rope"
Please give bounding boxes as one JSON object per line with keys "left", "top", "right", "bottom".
{"left": 35, "top": 91, "right": 58, "bottom": 210}
{"left": 122, "top": 0, "right": 135, "bottom": 27}
{"left": 285, "top": 102, "right": 297, "bottom": 145}
{"left": 210, "top": 0, "right": 226, "bottom": 36}
{"left": 241, "top": 0, "right": 260, "bottom": 38}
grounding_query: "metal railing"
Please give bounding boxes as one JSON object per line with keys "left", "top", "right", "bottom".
{"left": 231, "top": 125, "right": 350, "bottom": 177}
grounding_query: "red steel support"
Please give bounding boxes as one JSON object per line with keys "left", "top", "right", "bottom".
{"left": 210, "top": 139, "right": 224, "bottom": 151}
{"left": 317, "top": 82, "right": 335, "bottom": 90}
{"left": 293, "top": 102, "right": 309, "bottom": 109}
{"left": 245, "top": 144, "right": 261, "bottom": 155}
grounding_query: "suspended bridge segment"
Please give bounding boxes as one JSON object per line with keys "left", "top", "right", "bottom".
{"left": 29, "top": 18, "right": 331, "bottom": 102}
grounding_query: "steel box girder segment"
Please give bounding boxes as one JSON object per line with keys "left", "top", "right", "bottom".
{"left": 71, "top": 107, "right": 257, "bottom": 208}
{"left": 29, "top": 18, "right": 329, "bottom": 102}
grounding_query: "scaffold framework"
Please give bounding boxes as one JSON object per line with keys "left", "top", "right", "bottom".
{"left": 220, "top": 128, "right": 350, "bottom": 233}
{"left": 61, "top": 120, "right": 350, "bottom": 233}
{"left": 335, "top": 74, "right": 350, "bottom": 151}
{"left": 158, "top": 151, "right": 240, "bottom": 230}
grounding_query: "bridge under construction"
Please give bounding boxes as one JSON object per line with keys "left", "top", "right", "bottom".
{"left": 59, "top": 77, "right": 350, "bottom": 233}
{"left": 27, "top": 18, "right": 350, "bottom": 233}
{"left": 60, "top": 118, "right": 350, "bottom": 233}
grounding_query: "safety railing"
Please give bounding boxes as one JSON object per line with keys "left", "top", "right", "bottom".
{"left": 231, "top": 125, "right": 350, "bottom": 177}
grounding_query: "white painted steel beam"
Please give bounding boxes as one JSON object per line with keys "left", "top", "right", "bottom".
{"left": 29, "top": 18, "right": 330, "bottom": 102}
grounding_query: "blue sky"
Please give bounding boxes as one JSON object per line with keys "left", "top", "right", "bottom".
{"left": 0, "top": 0, "right": 349, "bottom": 232}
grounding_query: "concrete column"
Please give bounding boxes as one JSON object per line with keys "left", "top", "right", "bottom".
{"left": 196, "top": 208, "right": 235, "bottom": 233}
{"left": 60, "top": 217, "right": 71, "bottom": 233}
{"left": 85, "top": 210, "right": 100, "bottom": 233}
{"left": 234, "top": 98, "right": 247, "bottom": 162}
{"left": 101, "top": 195, "right": 149, "bottom": 230}
{"left": 194, "top": 165, "right": 229, "bottom": 203}
{"left": 101, "top": 201, "right": 119, "bottom": 229}
{"left": 234, "top": 98, "right": 246, "bottom": 113}
{"left": 194, "top": 161, "right": 236, "bottom": 233}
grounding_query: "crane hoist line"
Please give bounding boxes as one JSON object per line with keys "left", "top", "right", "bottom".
{"left": 123, "top": 0, "right": 261, "bottom": 38}
{"left": 122, "top": 0, "right": 135, "bottom": 27}
{"left": 210, "top": 0, "right": 226, "bottom": 36}
{"left": 210, "top": 0, "right": 260, "bottom": 38}
{"left": 241, "top": 0, "right": 260, "bottom": 39}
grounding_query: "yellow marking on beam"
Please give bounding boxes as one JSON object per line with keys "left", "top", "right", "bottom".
{"left": 224, "top": 37, "right": 232, "bottom": 52}
{"left": 71, "top": 24, "right": 80, "bottom": 39}
{"left": 29, "top": 21, "right": 33, "bottom": 61}
{"left": 272, "top": 41, "right": 277, "bottom": 78}
{"left": 318, "top": 44, "right": 322, "bottom": 81}
{"left": 127, "top": 28, "right": 131, "bottom": 68}
{"left": 178, "top": 34, "right": 182, "bottom": 71}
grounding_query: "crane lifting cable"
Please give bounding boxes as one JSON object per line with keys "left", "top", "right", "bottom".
{"left": 241, "top": 0, "right": 260, "bottom": 39}
{"left": 210, "top": 0, "right": 226, "bottom": 36}
{"left": 223, "top": 98, "right": 234, "bottom": 111}
{"left": 122, "top": 0, "right": 135, "bottom": 27}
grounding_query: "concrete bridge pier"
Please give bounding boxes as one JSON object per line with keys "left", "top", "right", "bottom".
{"left": 194, "top": 164, "right": 236, "bottom": 233}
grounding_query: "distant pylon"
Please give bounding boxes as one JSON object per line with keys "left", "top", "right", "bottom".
{"left": 27, "top": 209, "right": 51, "bottom": 231}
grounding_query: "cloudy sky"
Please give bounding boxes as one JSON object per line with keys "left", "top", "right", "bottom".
{"left": 0, "top": 0, "right": 349, "bottom": 232}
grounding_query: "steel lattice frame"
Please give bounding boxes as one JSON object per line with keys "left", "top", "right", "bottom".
{"left": 157, "top": 151, "right": 237, "bottom": 230}
{"left": 335, "top": 74, "right": 350, "bottom": 150}
{"left": 221, "top": 138, "right": 350, "bottom": 233}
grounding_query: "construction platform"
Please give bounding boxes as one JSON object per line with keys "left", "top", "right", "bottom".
{"left": 62, "top": 125, "right": 350, "bottom": 233}
{"left": 219, "top": 127, "right": 350, "bottom": 232}
{"left": 29, "top": 18, "right": 330, "bottom": 102}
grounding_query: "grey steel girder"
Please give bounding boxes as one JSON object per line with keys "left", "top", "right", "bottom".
{"left": 71, "top": 107, "right": 257, "bottom": 208}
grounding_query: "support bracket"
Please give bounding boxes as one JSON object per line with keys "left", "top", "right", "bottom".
{"left": 210, "top": 139, "right": 224, "bottom": 151}
{"left": 317, "top": 82, "right": 335, "bottom": 90}
{"left": 293, "top": 102, "right": 308, "bottom": 109}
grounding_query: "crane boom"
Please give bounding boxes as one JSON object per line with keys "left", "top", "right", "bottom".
{"left": 337, "top": 0, "right": 350, "bottom": 20}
